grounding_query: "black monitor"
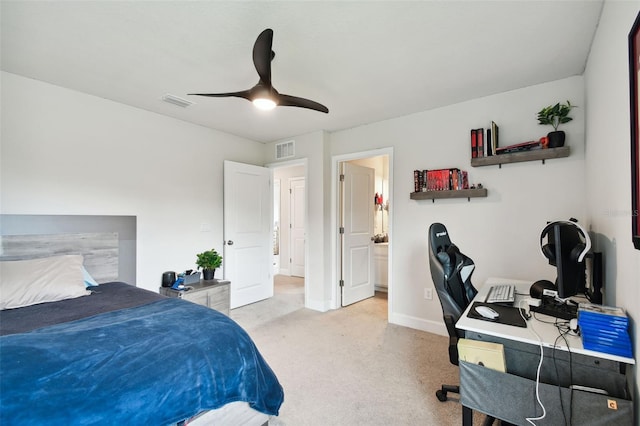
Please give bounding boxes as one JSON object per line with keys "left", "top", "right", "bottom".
{"left": 540, "top": 220, "right": 591, "bottom": 299}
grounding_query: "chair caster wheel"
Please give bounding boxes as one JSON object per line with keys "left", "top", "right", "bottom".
{"left": 436, "top": 390, "right": 448, "bottom": 402}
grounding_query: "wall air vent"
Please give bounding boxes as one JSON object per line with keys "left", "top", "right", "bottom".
{"left": 161, "top": 93, "right": 194, "bottom": 108}
{"left": 275, "top": 140, "right": 295, "bottom": 159}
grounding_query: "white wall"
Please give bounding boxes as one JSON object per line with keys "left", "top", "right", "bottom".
{"left": 584, "top": 0, "right": 640, "bottom": 405}
{"left": 1, "top": 72, "right": 265, "bottom": 292}
{"left": 330, "top": 76, "right": 586, "bottom": 332}
{"left": 264, "top": 131, "right": 331, "bottom": 310}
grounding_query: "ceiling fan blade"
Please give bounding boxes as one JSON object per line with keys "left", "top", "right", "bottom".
{"left": 278, "top": 94, "right": 329, "bottom": 113}
{"left": 253, "top": 28, "right": 274, "bottom": 85}
{"left": 188, "top": 90, "right": 252, "bottom": 101}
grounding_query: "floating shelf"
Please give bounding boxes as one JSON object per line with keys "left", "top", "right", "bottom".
{"left": 471, "top": 146, "right": 570, "bottom": 168}
{"left": 410, "top": 188, "right": 488, "bottom": 202}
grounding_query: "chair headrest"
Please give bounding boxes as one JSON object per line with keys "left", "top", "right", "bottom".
{"left": 429, "top": 222, "right": 452, "bottom": 254}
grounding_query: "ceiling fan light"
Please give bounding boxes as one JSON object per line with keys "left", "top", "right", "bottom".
{"left": 253, "top": 97, "right": 277, "bottom": 110}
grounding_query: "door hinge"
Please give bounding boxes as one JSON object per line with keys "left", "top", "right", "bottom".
{"left": 339, "top": 280, "right": 344, "bottom": 287}
{"left": 339, "top": 227, "right": 344, "bottom": 234}
{"left": 340, "top": 174, "right": 345, "bottom": 182}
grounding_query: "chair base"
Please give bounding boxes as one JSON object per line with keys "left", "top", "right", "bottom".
{"left": 436, "top": 384, "right": 460, "bottom": 402}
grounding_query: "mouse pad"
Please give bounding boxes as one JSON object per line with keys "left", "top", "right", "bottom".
{"left": 467, "top": 302, "right": 527, "bottom": 328}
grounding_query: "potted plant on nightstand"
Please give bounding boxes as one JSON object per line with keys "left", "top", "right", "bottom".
{"left": 537, "top": 100, "right": 576, "bottom": 148}
{"left": 196, "top": 248, "right": 222, "bottom": 280}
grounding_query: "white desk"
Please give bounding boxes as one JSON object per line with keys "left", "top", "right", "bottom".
{"left": 455, "top": 278, "right": 635, "bottom": 426}
{"left": 456, "top": 277, "right": 635, "bottom": 365}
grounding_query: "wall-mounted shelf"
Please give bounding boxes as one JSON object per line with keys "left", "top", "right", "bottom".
{"left": 410, "top": 188, "right": 488, "bottom": 202}
{"left": 471, "top": 146, "right": 570, "bottom": 168}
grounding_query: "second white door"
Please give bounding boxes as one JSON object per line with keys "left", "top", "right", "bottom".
{"left": 289, "top": 177, "right": 305, "bottom": 277}
{"left": 340, "top": 162, "right": 375, "bottom": 306}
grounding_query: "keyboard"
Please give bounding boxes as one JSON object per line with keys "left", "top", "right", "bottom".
{"left": 485, "top": 284, "right": 516, "bottom": 304}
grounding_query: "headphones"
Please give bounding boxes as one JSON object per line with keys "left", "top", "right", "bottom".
{"left": 539, "top": 219, "right": 591, "bottom": 263}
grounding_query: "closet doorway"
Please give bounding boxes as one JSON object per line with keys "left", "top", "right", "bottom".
{"left": 272, "top": 161, "right": 307, "bottom": 307}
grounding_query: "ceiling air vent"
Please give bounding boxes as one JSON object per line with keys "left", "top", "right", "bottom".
{"left": 161, "top": 93, "right": 193, "bottom": 108}
{"left": 275, "top": 141, "right": 295, "bottom": 159}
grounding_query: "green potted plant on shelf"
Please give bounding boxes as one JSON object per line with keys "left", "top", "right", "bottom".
{"left": 537, "top": 100, "right": 576, "bottom": 148}
{"left": 196, "top": 248, "right": 222, "bottom": 280}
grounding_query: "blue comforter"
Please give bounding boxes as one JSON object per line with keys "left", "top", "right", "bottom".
{"left": 0, "top": 298, "right": 283, "bottom": 425}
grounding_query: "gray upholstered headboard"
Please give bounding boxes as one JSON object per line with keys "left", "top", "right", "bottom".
{"left": 0, "top": 215, "right": 136, "bottom": 284}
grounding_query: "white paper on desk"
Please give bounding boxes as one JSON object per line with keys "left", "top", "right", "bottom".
{"left": 457, "top": 338, "right": 506, "bottom": 373}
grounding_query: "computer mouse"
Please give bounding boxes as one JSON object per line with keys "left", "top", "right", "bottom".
{"left": 475, "top": 306, "right": 500, "bottom": 319}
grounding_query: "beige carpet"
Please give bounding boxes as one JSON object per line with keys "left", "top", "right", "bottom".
{"left": 231, "top": 275, "right": 484, "bottom": 426}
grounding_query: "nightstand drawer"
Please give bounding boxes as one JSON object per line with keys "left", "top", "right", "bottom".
{"left": 184, "top": 290, "right": 210, "bottom": 306}
{"left": 159, "top": 279, "right": 230, "bottom": 315}
{"left": 208, "top": 286, "right": 230, "bottom": 315}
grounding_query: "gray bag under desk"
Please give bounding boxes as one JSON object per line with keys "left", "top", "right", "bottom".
{"left": 460, "top": 331, "right": 634, "bottom": 426}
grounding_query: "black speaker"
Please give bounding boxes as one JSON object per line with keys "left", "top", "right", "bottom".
{"left": 161, "top": 271, "right": 176, "bottom": 287}
{"left": 530, "top": 279, "right": 555, "bottom": 299}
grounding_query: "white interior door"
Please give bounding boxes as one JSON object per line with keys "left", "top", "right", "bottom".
{"left": 223, "top": 160, "right": 273, "bottom": 309}
{"left": 289, "top": 177, "right": 305, "bottom": 277}
{"left": 341, "top": 162, "right": 375, "bottom": 306}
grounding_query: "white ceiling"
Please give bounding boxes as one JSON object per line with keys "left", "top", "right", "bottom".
{"left": 1, "top": 1, "right": 604, "bottom": 143}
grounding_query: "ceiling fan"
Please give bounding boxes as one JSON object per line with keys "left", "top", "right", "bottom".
{"left": 189, "top": 29, "right": 329, "bottom": 113}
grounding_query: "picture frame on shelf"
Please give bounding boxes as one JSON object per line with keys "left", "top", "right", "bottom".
{"left": 629, "top": 11, "right": 640, "bottom": 250}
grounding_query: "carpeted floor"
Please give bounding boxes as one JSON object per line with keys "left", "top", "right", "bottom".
{"left": 231, "top": 275, "right": 483, "bottom": 426}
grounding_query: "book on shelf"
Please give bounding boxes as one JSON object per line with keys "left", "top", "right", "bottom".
{"left": 491, "top": 121, "right": 499, "bottom": 155}
{"left": 476, "top": 128, "right": 484, "bottom": 158}
{"left": 412, "top": 168, "right": 470, "bottom": 192}
{"left": 486, "top": 128, "right": 492, "bottom": 156}
{"left": 413, "top": 170, "right": 422, "bottom": 193}
{"left": 495, "top": 140, "right": 540, "bottom": 154}
{"left": 470, "top": 129, "right": 478, "bottom": 159}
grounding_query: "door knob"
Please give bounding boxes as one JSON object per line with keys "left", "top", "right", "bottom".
{"left": 226, "top": 240, "right": 234, "bottom": 246}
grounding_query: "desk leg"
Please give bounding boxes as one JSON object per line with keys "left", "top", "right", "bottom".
{"left": 462, "top": 405, "right": 472, "bottom": 426}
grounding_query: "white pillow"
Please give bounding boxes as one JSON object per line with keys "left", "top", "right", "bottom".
{"left": 0, "top": 255, "right": 90, "bottom": 310}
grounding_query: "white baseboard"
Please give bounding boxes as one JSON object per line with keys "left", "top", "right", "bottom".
{"left": 305, "top": 298, "right": 331, "bottom": 312}
{"left": 389, "top": 312, "right": 447, "bottom": 337}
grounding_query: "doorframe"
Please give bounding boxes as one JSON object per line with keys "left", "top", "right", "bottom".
{"left": 267, "top": 158, "right": 309, "bottom": 308}
{"left": 330, "top": 148, "right": 394, "bottom": 319}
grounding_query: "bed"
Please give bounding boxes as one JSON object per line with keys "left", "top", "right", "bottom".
{"left": 0, "top": 215, "right": 284, "bottom": 425}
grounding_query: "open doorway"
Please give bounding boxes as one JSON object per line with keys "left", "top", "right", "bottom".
{"left": 272, "top": 161, "right": 307, "bottom": 309}
{"left": 333, "top": 148, "right": 393, "bottom": 318}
